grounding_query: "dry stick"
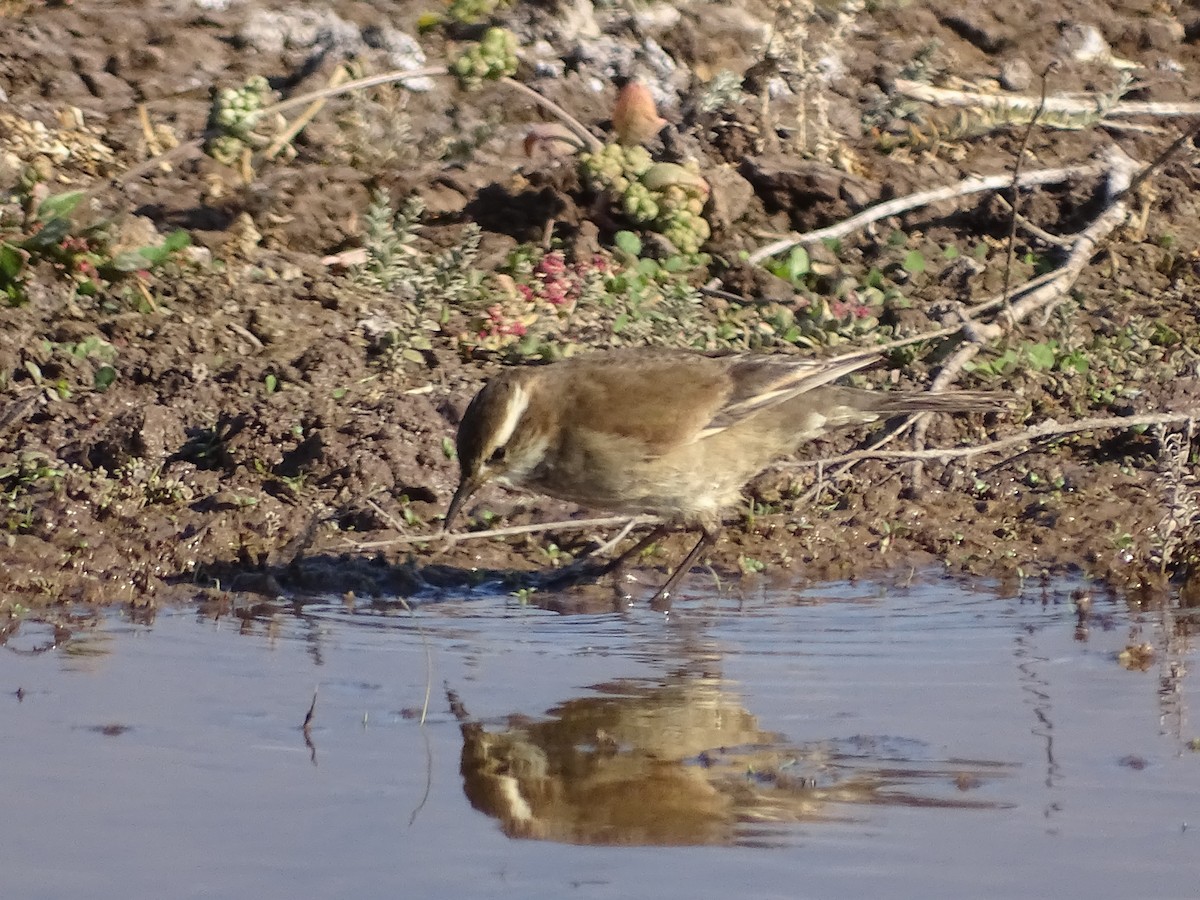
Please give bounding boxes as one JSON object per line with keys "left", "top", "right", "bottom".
{"left": 908, "top": 65, "right": 1054, "bottom": 488}
{"left": 1117, "top": 116, "right": 1200, "bottom": 204}
{"left": 994, "top": 194, "right": 1075, "bottom": 248}
{"left": 783, "top": 411, "right": 1200, "bottom": 468}
{"left": 943, "top": 148, "right": 1135, "bottom": 373}
{"left": 258, "top": 66, "right": 449, "bottom": 118}
{"left": 87, "top": 68, "right": 447, "bottom": 201}
{"left": 257, "top": 68, "right": 602, "bottom": 152}
{"left": 397, "top": 597, "right": 433, "bottom": 726}
{"left": 252, "top": 69, "right": 604, "bottom": 156}
{"left": 1000, "top": 63, "right": 1054, "bottom": 331}
{"left": 136, "top": 103, "right": 167, "bottom": 165}
{"left": 822, "top": 267, "right": 1067, "bottom": 366}
{"left": 302, "top": 689, "right": 318, "bottom": 764}
{"left": 745, "top": 162, "right": 1101, "bottom": 265}
{"left": 498, "top": 76, "right": 603, "bottom": 153}
{"left": 408, "top": 723, "right": 434, "bottom": 828}
{"left": 797, "top": 148, "right": 1138, "bottom": 505}
{"left": 264, "top": 64, "right": 349, "bottom": 159}
{"left": 81, "top": 137, "right": 204, "bottom": 203}
{"left": 996, "top": 146, "right": 1137, "bottom": 330}
{"left": 345, "top": 514, "right": 659, "bottom": 551}
{"left": 395, "top": 595, "right": 435, "bottom": 826}
{"left": 302, "top": 689, "right": 318, "bottom": 732}
{"left": 88, "top": 67, "right": 598, "bottom": 200}
{"left": 909, "top": 146, "right": 1139, "bottom": 478}
{"left": 365, "top": 498, "right": 409, "bottom": 536}
{"left": 894, "top": 78, "right": 1200, "bottom": 120}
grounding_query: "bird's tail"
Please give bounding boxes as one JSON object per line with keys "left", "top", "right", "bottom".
{"left": 833, "top": 386, "right": 1012, "bottom": 415}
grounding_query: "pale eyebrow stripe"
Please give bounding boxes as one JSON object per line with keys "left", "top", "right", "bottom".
{"left": 491, "top": 382, "right": 529, "bottom": 450}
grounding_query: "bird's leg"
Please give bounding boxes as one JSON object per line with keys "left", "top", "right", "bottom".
{"left": 649, "top": 527, "right": 719, "bottom": 612}
{"left": 538, "top": 520, "right": 657, "bottom": 592}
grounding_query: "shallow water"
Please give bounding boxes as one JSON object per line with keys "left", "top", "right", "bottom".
{"left": 3, "top": 579, "right": 1198, "bottom": 899}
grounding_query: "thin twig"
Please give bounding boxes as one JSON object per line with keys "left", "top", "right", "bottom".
{"left": 82, "top": 138, "right": 203, "bottom": 202}
{"left": 256, "top": 66, "right": 449, "bottom": 118}
{"left": 895, "top": 78, "right": 1200, "bottom": 119}
{"left": 499, "top": 76, "right": 603, "bottom": 152}
{"left": 302, "top": 689, "right": 318, "bottom": 731}
{"left": 90, "top": 67, "right": 601, "bottom": 202}
{"left": 345, "top": 514, "right": 656, "bottom": 550}
{"left": 820, "top": 268, "right": 1069, "bottom": 366}
{"left": 397, "top": 597, "right": 432, "bottom": 726}
{"left": 264, "top": 64, "right": 350, "bottom": 159}
{"left": 797, "top": 149, "right": 1136, "bottom": 502}
{"left": 302, "top": 688, "right": 318, "bottom": 764}
{"left": 783, "top": 411, "right": 1199, "bottom": 469}
{"left": 746, "top": 162, "right": 1101, "bottom": 264}
{"left": 397, "top": 596, "right": 434, "bottom": 827}
{"left": 994, "top": 194, "right": 1075, "bottom": 248}
{"left": 365, "top": 498, "right": 408, "bottom": 535}
{"left": 1119, "top": 116, "right": 1200, "bottom": 202}
{"left": 1001, "top": 62, "right": 1054, "bottom": 330}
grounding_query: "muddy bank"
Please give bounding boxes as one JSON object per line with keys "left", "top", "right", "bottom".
{"left": 1, "top": 0, "right": 1199, "bottom": 613}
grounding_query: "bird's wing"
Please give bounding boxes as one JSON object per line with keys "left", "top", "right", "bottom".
{"left": 699, "top": 351, "right": 879, "bottom": 438}
{"left": 559, "top": 349, "right": 879, "bottom": 457}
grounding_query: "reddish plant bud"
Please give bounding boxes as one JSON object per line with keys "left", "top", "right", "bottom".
{"left": 612, "top": 80, "right": 666, "bottom": 147}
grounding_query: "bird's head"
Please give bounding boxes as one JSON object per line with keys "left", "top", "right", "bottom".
{"left": 444, "top": 371, "right": 551, "bottom": 533}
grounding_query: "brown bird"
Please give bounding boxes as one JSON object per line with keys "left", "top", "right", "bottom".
{"left": 445, "top": 348, "right": 1006, "bottom": 606}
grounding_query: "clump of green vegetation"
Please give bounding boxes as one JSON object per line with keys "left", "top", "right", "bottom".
{"left": 0, "top": 453, "right": 63, "bottom": 534}
{"left": 22, "top": 335, "right": 119, "bottom": 400}
{"left": 445, "top": 0, "right": 509, "bottom": 24}
{"left": 763, "top": 245, "right": 889, "bottom": 347}
{"left": 204, "top": 75, "right": 285, "bottom": 164}
{"left": 450, "top": 27, "right": 518, "bottom": 90}
{"left": 579, "top": 144, "right": 712, "bottom": 255}
{"left": 1, "top": 182, "right": 190, "bottom": 306}
{"left": 354, "top": 189, "right": 484, "bottom": 366}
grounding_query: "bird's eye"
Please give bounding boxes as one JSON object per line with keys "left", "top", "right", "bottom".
{"left": 489, "top": 446, "right": 507, "bottom": 464}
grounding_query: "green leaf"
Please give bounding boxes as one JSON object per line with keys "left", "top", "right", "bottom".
{"left": 35, "top": 191, "right": 84, "bottom": 222}
{"left": 109, "top": 250, "right": 152, "bottom": 272}
{"left": 264, "top": 373, "right": 278, "bottom": 394}
{"left": 1058, "top": 352, "right": 1089, "bottom": 374}
{"left": 0, "top": 242, "right": 27, "bottom": 281}
{"left": 614, "top": 230, "right": 642, "bottom": 257}
{"left": 1024, "top": 342, "right": 1056, "bottom": 371}
{"left": 161, "top": 229, "right": 191, "bottom": 254}
{"left": 21, "top": 217, "right": 71, "bottom": 251}
{"left": 785, "top": 246, "right": 810, "bottom": 282}
{"left": 636, "top": 257, "right": 659, "bottom": 277}
{"left": 93, "top": 365, "right": 117, "bottom": 391}
{"left": 901, "top": 250, "right": 926, "bottom": 274}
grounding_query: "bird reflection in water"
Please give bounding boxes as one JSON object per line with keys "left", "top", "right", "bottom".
{"left": 451, "top": 669, "right": 1014, "bottom": 846}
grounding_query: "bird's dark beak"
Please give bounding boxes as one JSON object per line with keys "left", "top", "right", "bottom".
{"left": 443, "top": 473, "right": 482, "bottom": 535}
